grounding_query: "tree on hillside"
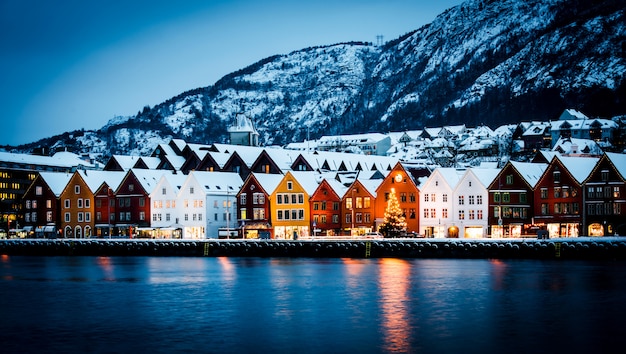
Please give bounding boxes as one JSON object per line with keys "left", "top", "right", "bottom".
{"left": 379, "top": 188, "right": 407, "bottom": 238}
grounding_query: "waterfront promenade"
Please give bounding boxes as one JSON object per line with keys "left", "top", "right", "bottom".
{"left": 1, "top": 237, "right": 625, "bottom": 259}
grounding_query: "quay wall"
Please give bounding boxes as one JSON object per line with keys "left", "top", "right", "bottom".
{"left": 1, "top": 238, "right": 626, "bottom": 260}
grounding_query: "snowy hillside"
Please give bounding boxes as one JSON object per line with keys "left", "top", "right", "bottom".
{"left": 12, "top": 0, "right": 626, "bottom": 159}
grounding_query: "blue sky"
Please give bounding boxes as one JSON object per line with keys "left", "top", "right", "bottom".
{"left": 0, "top": 0, "right": 460, "bottom": 146}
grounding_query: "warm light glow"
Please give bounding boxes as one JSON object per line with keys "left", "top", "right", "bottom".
{"left": 378, "top": 258, "right": 413, "bottom": 352}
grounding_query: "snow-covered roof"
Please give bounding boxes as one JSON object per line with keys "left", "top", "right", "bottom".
{"left": 556, "top": 156, "right": 600, "bottom": 184}
{"left": 606, "top": 152, "right": 626, "bottom": 181}
{"left": 129, "top": 169, "right": 173, "bottom": 194}
{"left": 559, "top": 109, "right": 588, "bottom": 120}
{"left": 249, "top": 173, "right": 285, "bottom": 195}
{"left": 0, "top": 151, "right": 96, "bottom": 169}
{"left": 287, "top": 171, "right": 321, "bottom": 196}
{"left": 37, "top": 172, "right": 73, "bottom": 196}
{"left": 467, "top": 168, "right": 500, "bottom": 188}
{"left": 510, "top": 161, "right": 548, "bottom": 188}
{"left": 78, "top": 170, "right": 126, "bottom": 193}
{"left": 552, "top": 137, "right": 603, "bottom": 155}
{"left": 190, "top": 171, "right": 243, "bottom": 194}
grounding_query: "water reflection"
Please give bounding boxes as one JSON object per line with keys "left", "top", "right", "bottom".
{"left": 378, "top": 258, "right": 413, "bottom": 353}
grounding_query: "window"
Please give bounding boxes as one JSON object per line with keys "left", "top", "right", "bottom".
{"left": 321, "top": 201, "right": 327, "bottom": 210}
{"left": 554, "top": 187, "right": 561, "bottom": 198}
{"left": 356, "top": 213, "right": 362, "bottom": 223}
{"left": 77, "top": 199, "right": 83, "bottom": 208}
{"left": 78, "top": 213, "right": 84, "bottom": 222}
{"left": 469, "top": 210, "right": 475, "bottom": 220}
{"left": 553, "top": 171, "right": 560, "bottom": 183}
{"left": 409, "top": 193, "right": 415, "bottom": 202}
{"left": 442, "top": 209, "right": 448, "bottom": 218}
{"left": 139, "top": 212, "right": 145, "bottom": 221}
{"left": 601, "top": 170, "right": 609, "bottom": 181}
{"left": 423, "top": 209, "right": 429, "bottom": 218}
{"left": 430, "top": 209, "right": 436, "bottom": 218}
{"left": 333, "top": 202, "right": 339, "bottom": 211}
{"left": 46, "top": 200, "right": 52, "bottom": 208}
{"left": 469, "top": 196, "right": 475, "bottom": 205}
{"left": 162, "top": 188, "right": 167, "bottom": 195}
{"left": 65, "top": 213, "right": 70, "bottom": 222}
{"left": 541, "top": 188, "right": 548, "bottom": 199}
{"left": 614, "top": 187, "right": 620, "bottom": 198}
{"left": 520, "top": 193, "right": 527, "bottom": 203}
{"left": 477, "top": 210, "right": 483, "bottom": 219}
{"left": 298, "top": 194, "right": 304, "bottom": 204}
{"left": 459, "top": 196, "right": 464, "bottom": 205}
{"left": 74, "top": 185, "right": 80, "bottom": 194}
{"left": 64, "top": 199, "right": 70, "bottom": 208}
{"left": 503, "top": 193, "right": 510, "bottom": 203}
{"left": 240, "top": 194, "right": 247, "bottom": 205}
{"left": 506, "top": 175, "right": 513, "bottom": 185}
{"left": 494, "top": 207, "right": 500, "bottom": 218}
{"left": 47, "top": 211, "right": 53, "bottom": 222}
{"left": 400, "top": 193, "right": 407, "bottom": 203}
{"left": 424, "top": 194, "right": 429, "bottom": 202}
{"left": 291, "top": 194, "right": 297, "bottom": 204}
{"left": 458, "top": 210, "right": 465, "bottom": 220}
{"left": 85, "top": 213, "right": 91, "bottom": 222}
{"left": 431, "top": 194, "right": 436, "bottom": 202}
{"left": 287, "top": 181, "right": 293, "bottom": 190}
{"left": 477, "top": 195, "right": 483, "bottom": 205}
{"left": 356, "top": 197, "right": 363, "bottom": 209}
{"left": 277, "top": 194, "right": 283, "bottom": 204}
{"left": 313, "top": 202, "right": 319, "bottom": 210}
{"left": 346, "top": 198, "right": 353, "bottom": 210}
{"left": 494, "top": 193, "right": 500, "bottom": 203}
{"left": 332, "top": 215, "right": 339, "bottom": 223}
{"left": 36, "top": 186, "right": 43, "bottom": 195}
{"left": 442, "top": 194, "right": 447, "bottom": 202}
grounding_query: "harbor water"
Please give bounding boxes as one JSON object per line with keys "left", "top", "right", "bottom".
{"left": 1, "top": 256, "right": 625, "bottom": 353}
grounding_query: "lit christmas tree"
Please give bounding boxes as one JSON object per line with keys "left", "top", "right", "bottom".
{"left": 379, "top": 188, "right": 406, "bottom": 238}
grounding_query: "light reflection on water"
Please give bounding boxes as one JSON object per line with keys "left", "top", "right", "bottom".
{"left": 1, "top": 256, "right": 625, "bottom": 353}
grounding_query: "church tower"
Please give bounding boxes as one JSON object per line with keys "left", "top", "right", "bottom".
{"left": 227, "top": 112, "right": 259, "bottom": 146}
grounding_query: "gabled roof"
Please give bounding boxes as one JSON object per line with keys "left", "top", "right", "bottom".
{"left": 606, "top": 152, "right": 626, "bottom": 181}
{"left": 36, "top": 172, "right": 73, "bottom": 196}
{"left": 554, "top": 155, "right": 600, "bottom": 184}
{"left": 189, "top": 171, "right": 244, "bottom": 195}
{"left": 77, "top": 170, "right": 126, "bottom": 194}
{"left": 127, "top": 169, "right": 173, "bottom": 194}
{"left": 509, "top": 161, "right": 549, "bottom": 188}
{"left": 247, "top": 172, "right": 285, "bottom": 196}
{"left": 466, "top": 168, "right": 500, "bottom": 189}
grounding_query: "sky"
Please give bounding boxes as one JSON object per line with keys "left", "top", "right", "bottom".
{"left": 0, "top": 0, "right": 461, "bottom": 147}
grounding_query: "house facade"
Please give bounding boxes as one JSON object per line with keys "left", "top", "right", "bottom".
{"left": 583, "top": 153, "right": 625, "bottom": 236}
{"left": 375, "top": 163, "right": 420, "bottom": 234}
{"left": 310, "top": 178, "right": 346, "bottom": 236}
{"left": 237, "top": 173, "right": 283, "bottom": 239}
{"left": 452, "top": 169, "right": 499, "bottom": 238}
{"left": 270, "top": 171, "right": 319, "bottom": 239}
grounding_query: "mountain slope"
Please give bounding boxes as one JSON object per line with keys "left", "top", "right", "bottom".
{"left": 13, "top": 0, "right": 626, "bottom": 158}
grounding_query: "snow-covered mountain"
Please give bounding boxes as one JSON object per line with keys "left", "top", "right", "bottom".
{"left": 13, "top": 0, "right": 626, "bottom": 158}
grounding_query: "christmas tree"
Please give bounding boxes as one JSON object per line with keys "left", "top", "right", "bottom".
{"left": 379, "top": 188, "right": 407, "bottom": 238}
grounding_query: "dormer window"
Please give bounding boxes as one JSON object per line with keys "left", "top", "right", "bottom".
{"left": 553, "top": 171, "right": 561, "bottom": 183}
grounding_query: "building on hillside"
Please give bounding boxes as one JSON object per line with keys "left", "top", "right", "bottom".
{"left": 316, "top": 133, "right": 391, "bottom": 156}
{"left": 228, "top": 113, "right": 259, "bottom": 147}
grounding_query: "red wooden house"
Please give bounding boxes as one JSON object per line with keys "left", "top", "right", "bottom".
{"left": 310, "top": 178, "right": 347, "bottom": 236}
{"left": 533, "top": 155, "right": 598, "bottom": 237}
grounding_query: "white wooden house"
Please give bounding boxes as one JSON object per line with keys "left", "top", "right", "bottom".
{"left": 452, "top": 168, "right": 499, "bottom": 238}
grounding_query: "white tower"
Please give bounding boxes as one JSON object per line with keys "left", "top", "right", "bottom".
{"left": 227, "top": 113, "right": 259, "bottom": 146}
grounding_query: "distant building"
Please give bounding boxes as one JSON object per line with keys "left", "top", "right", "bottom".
{"left": 228, "top": 113, "right": 259, "bottom": 147}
